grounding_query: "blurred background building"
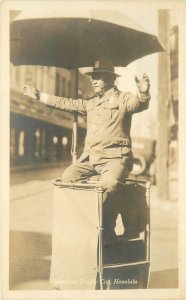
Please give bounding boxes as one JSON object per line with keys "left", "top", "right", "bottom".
{"left": 10, "top": 65, "right": 94, "bottom": 170}
{"left": 156, "top": 10, "right": 178, "bottom": 201}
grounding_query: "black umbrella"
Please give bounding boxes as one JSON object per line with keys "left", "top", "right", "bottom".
{"left": 10, "top": 9, "right": 163, "bottom": 161}
{"left": 10, "top": 9, "right": 163, "bottom": 68}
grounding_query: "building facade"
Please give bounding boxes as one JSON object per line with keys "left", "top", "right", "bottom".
{"left": 10, "top": 65, "right": 94, "bottom": 170}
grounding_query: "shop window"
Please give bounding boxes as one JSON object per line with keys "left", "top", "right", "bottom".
{"left": 62, "top": 136, "right": 68, "bottom": 146}
{"left": 35, "top": 129, "right": 40, "bottom": 157}
{"left": 15, "top": 67, "right": 20, "bottom": 83}
{"left": 41, "top": 129, "right": 46, "bottom": 157}
{"left": 10, "top": 128, "right": 16, "bottom": 158}
{"left": 18, "top": 130, "right": 25, "bottom": 156}
{"left": 25, "top": 66, "right": 33, "bottom": 85}
{"left": 40, "top": 67, "right": 44, "bottom": 91}
{"left": 53, "top": 136, "right": 58, "bottom": 144}
{"left": 68, "top": 81, "right": 72, "bottom": 97}
{"left": 62, "top": 78, "right": 66, "bottom": 96}
{"left": 55, "top": 73, "right": 60, "bottom": 96}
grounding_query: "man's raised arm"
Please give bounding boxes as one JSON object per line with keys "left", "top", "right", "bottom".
{"left": 22, "top": 85, "right": 87, "bottom": 115}
{"left": 122, "top": 74, "right": 151, "bottom": 113}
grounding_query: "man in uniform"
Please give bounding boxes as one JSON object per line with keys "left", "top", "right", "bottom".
{"left": 23, "top": 57, "right": 151, "bottom": 240}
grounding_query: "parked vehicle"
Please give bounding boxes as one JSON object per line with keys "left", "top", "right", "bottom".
{"left": 131, "top": 137, "right": 156, "bottom": 183}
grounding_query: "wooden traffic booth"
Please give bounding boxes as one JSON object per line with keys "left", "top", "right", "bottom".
{"left": 50, "top": 178, "right": 151, "bottom": 290}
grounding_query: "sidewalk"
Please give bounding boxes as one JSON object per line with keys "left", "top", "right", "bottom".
{"left": 9, "top": 167, "right": 178, "bottom": 290}
{"left": 149, "top": 185, "right": 178, "bottom": 288}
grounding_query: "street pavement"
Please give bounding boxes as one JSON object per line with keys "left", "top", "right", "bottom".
{"left": 9, "top": 165, "right": 178, "bottom": 290}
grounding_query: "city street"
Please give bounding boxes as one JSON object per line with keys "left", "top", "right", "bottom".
{"left": 9, "top": 165, "right": 178, "bottom": 290}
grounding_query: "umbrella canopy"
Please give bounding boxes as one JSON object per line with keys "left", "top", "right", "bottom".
{"left": 10, "top": 9, "right": 163, "bottom": 68}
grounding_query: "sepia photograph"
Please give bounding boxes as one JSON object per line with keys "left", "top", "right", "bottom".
{"left": 0, "top": 1, "right": 186, "bottom": 299}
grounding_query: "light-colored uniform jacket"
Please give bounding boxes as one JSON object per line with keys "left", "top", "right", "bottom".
{"left": 44, "top": 87, "right": 150, "bottom": 165}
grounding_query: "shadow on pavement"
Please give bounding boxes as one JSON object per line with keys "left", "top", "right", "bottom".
{"left": 9, "top": 230, "right": 52, "bottom": 290}
{"left": 149, "top": 268, "right": 178, "bottom": 288}
{"left": 9, "top": 229, "right": 178, "bottom": 290}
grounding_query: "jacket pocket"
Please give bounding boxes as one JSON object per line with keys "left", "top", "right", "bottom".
{"left": 99, "top": 107, "right": 112, "bottom": 120}
{"left": 101, "top": 101, "right": 119, "bottom": 120}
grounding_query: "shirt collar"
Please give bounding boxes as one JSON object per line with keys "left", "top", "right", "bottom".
{"left": 98, "top": 86, "right": 119, "bottom": 104}
{"left": 102, "top": 86, "right": 119, "bottom": 97}
{"left": 104, "top": 87, "right": 115, "bottom": 97}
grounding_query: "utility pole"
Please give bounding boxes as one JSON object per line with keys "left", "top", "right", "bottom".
{"left": 157, "top": 10, "right": 171, "bottom": 201}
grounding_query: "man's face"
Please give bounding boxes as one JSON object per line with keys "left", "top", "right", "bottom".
{"left": 91, "top": 73, "right": 108, "bottom": 96}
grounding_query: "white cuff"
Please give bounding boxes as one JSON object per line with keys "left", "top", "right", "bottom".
{"left": 40, "top": 93, "right": 49, "bottom": 104}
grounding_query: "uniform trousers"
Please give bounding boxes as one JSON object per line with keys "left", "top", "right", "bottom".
{"left": 62, "top": 155, "right": 134, "bottom": 240}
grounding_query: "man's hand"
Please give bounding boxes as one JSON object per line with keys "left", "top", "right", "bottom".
{"left": 22, "top": 85, "right": 40, "bottom": 100}
{"left": 134, "top": 74, "right": 150, "bottom": 95}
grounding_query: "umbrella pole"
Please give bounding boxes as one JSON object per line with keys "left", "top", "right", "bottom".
{"left": 71, "top": 69, "right": 78, "bottom": 162}
{"left": 72, "top": 113, "right": 78, "bottom": 162}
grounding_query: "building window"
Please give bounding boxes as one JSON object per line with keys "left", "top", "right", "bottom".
{"left": 25, "top": 66, "right": 33, "bottom": 84}
{"left": 41, "top": 129, "right": 46, "bottom": 157}
{"left": 40, "top": 70, "right": 44, "bottom": 91}
{"left": 62, "top": 77, "right": 66, "bottom": 96}
{"left": 53, "top": 136, "right": 58, "bottom": 144}
{"left": 62, "top": 136, "right": 68, "bottom": 146}
{"left": 15, "top": 67, "right": 20, "bottom": 83}
{"left": 55, "top": 73, "right": 60, "bottom": 96}
{"left": 18, "top": 130, "right": 25, "bottom": 156}
{"left": 68, "top": 81, "right": 72, "bottom": 97}
{"left": 10, "top": 128, "right": 16, "bottom": 158}
{"left": 35, "top": 129, "right": 40, "bottom": 157}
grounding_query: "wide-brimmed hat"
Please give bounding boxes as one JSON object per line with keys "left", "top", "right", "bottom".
{"left": 85, "top": 57, "right": 120, "bottom": 77}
